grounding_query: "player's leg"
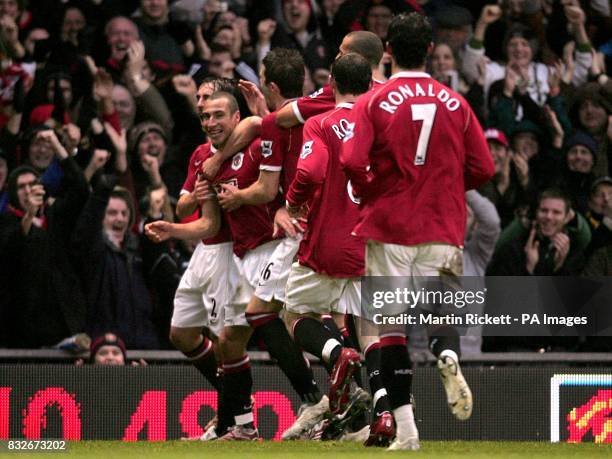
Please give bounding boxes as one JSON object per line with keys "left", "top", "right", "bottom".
{"left": 286, "top": 265, "right": 360, "bottom": 415}
{"left": 217, "top": 255, "right": 258, "bottom": 441}
{"left": 416, "top": 244, "right": 472, "bottom": 421}
{"left": 248, "top": 238, "right": 323, "bottom": 406}
{"left": 365, "top": 241, "right": 419, "bottom": 451}
{"left": 218, "top": 324, "right": 257, "bottom": 440}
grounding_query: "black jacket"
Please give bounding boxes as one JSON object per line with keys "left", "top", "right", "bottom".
{"left": 71, "top": 180, "right": 178, "bottom": 349}
{"left": 0, "top": 157, "right": 89, "bottom": 347}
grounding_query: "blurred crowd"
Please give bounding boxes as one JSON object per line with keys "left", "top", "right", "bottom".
{"left": 0, "top": 0, "right": 609, "bottom": 353}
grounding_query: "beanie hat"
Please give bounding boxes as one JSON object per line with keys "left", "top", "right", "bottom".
{"left": 128, "top": 121, "right": 167, "bottom": 156}
{"left": 90, "top": 332, "right": 127, "bottom": 362}
{"left": 565, "top": 131, "right": 597, "bottom": 157}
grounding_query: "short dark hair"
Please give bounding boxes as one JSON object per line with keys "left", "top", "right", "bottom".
{"left": 210, "top": 43, "right": 232, "bottom": 55}
{"left": 387, "top": 12, "right": 432, "bottom": 70}
{"left": 207, "top": 91, "right": 239, "bottom": 114}
{"left": 199, "top": 76, "right": 237, "bottom": 94}
{"left": 538, "top": 188, "right": 571, "bottom": 214}
{"left": 344, "top": 31, "right": 384, "bottom": 68}
{"left": 331, "top": 53, "right": 372, "bottom": 96}
{"left": 262, "top": 48, "right": 305, "bottom": 99}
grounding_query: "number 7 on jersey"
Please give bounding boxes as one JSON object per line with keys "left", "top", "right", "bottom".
{"left": 411, "top": 103, "right": 437, "bottom": 166}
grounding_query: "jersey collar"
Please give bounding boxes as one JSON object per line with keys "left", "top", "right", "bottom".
{"left": 210, "top": 144, "right": 218, "bottom": 153}
{"left": 390, "top": 71, "right": 431, "bottom": 80}
{"left": 336, "top": 102, "right": 354, "bottom": 109}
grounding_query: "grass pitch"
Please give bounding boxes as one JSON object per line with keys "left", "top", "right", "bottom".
{"left": 8, "top": 441, "right": 612, "bottom": 458}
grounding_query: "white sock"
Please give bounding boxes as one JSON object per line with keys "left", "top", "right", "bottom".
{"left": 393, "top": 404, "right": 418, "bottom": 439}
{"left": 321, "top": 338, "right": 342, "bottom": 363}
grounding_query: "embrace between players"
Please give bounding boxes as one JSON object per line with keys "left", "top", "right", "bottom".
{"left": 145, "top": 12, "right": 494, "bottom": 451}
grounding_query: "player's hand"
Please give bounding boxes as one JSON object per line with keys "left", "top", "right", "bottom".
{"left": 194, "top": 175, "right": 210, "bottom": 204}
{"left": 524, "top": 225, "right": 540, "bottom": 274}
{"left": 238, "top": 80, "right": 269, "bottom": 117}
{"left": 273, "top": 206, "right": 303, "bottom": 239}
{"left": 201, "top": 156, "right": 222, "bottom": 180}
{"left": 218, "top": 183, "right": 243, "bottom": 211}
{"left": 551, "top": 232, "right": 570, "bottom": 272}
{"left": 145, "top": 220, "right": 174, "bottom": 242}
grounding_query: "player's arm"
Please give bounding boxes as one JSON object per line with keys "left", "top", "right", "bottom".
{"left": 463, "top": 108, "right": 495, "bottom": 190}
{"left": 176, "top": 175, "right": 209, "bottom": 219}
{"left": 201, "top": 116, "right": 263, "bottom": 179}
{"left": 286, "top": 120, "right": 328, "bottom": 211}
{"left": 276, "top": 101, "right": 301, "bottom": 128}
{"left": 146, "top": 194, "right": 220, "bottom": 242}
{"left": 340, "top": 98, "right": 375, "bottom": 196}
{"left": 218, "top": 170, "right": 280, "bottom": 211}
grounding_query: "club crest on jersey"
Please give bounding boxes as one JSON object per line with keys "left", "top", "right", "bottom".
{"left": 300, "top": 140, "right": 314, "bottom": 159}
{"left": 231, "top": 152, "right": 244, "bottom": 170}
{"left": 261, "top": 140, "right": 273, "bottom": 157}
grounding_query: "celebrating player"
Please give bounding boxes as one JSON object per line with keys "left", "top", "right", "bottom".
{"left": 341, "top": 13, "right": 494, "bottom": 450}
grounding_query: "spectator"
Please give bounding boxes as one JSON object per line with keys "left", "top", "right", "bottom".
{"left": 569, "top": 82, "right": 611, "bottom": 177}
{"left": 463, "top": 4, "right": 593, "bottom": 113}
{"left": 0, "top": 130, "right": 89, "bottom": 349}
{"left": 584, "top": 176, "right": 612, "bottom": 242}
{"left": 432, "top": 5, "right": 473, "bottom": 56}
{"left": 71, "top": 178, "right": 178, "bottom": 349}
{"left": 487, "top": 188, "right": 590, "bottom": 277}
{"left": 478, "top": 128, "right": 530, "bottom": 228}
{"left": 103, "top": 16, "right": 140, "bottom": 81}
{"left": 75, "top": 332, "right": 148, "bottom": 366}
{"left": 132, "top": 0, "right": 193, "bottom": 78}
{"left": 128, "top": 120, "right": 182, "bottom": 199}
{"left": 558, "top": 131, "right": 599, "bottom": 214}
{"left": 89, "top": 332, "right": 128, "bottom": 365}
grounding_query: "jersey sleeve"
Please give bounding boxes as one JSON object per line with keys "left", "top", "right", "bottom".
{"left": 463, "top": 107, "right": 495, "bottom": 190}
{"left": 181, "top": 148, "right": 200, "bottom": 194}
{"left": 259, "top": 112, "right": 284, "bottom": 172}
{"left": 340, "top": 93, "right": 375, "bottom": 197}
{"left": 292, "top": 85, "right": 335, "bottom": 124}
{"left": 286, "top": 118, "right": 329, "bottom": 207}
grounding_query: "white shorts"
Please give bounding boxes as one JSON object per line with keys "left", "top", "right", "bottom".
{"left": 229, "top": 239, "right": 281, "bottom": 327}
{"left": 285, "top": 262, "right": 361, "bottom": 316}
{"left": 171, "top": 242, "right": 238, "bottom": 337}
{"left": 365, "top": 240, "right": 463, "bottom": 316}
{"left": 254, "top": 235, "right": 301, "bottom": 303}
{"left": 365, "top": 241, "right": 463, "bottom": 279}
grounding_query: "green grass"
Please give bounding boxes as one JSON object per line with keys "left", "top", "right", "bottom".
{"left": 5, "top": 441, "right": 612, "bottom": 458}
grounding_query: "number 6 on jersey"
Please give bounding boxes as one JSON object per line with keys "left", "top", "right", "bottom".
{"left": 411, "top": 103, "right": 437, "bottom": 166}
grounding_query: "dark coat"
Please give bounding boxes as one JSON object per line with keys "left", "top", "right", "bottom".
{"left": 0, "top": 157, "right": 89, "bottom": 347}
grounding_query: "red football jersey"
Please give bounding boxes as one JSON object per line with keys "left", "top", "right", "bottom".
{"left": 291, "top": 80, "right": 385, "bottom": 124}
{"left": 180, "top": 143, "right": 231, "bottom": 245}
{"left": 341, "top": 71, "right": 494, "bottom": 248}
{"left": 203, "top": 139, "right": 278, "bottom": 258}
{"left": 260, "top": 108, "right": 303, "bottom": 198}
{"left": 286, "top": 103, "right": 364, "bottom": 277}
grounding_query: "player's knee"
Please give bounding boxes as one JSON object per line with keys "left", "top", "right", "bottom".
{"left": 169, "top": 327, "right": 199, "bottom": 352}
